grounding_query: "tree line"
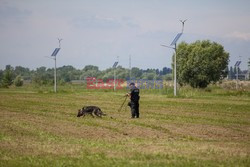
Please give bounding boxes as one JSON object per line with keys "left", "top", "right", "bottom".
{"left": 2, "top": 40, "right": 246, "bottom": 89}
{"left": 0, "top": 65, "right": 172, "bottom": 88}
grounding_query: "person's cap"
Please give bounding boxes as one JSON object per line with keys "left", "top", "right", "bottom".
{"left": 129, "top": 82, "right": 135, "bottom": 86}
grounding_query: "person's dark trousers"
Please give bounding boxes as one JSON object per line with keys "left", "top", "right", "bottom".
{"left": 130, "top": 101, "right": 139, "bottom": 118}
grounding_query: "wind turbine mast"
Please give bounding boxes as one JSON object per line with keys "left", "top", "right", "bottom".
{"left": 58, "top": 38, "right": 63, "bottom": 48}
{"left": 180, "top": 19, "right": 187, "bottom": 33}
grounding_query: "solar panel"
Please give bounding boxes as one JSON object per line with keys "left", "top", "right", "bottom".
{"left": 170, "top": 33, "right": 183, "bottom": 46}
{"left": 112, "top": 62, "right": 118, "bottom": 68}
{"left": 51, "top": 48, "right": 60, "bottom": 56}
{"left": 51, "top": 49, "right": 57, "bottom": 56}
{"left": 234, "top": 61, "right": 238, "bottom": 66}
{"left": 234, "top": 61, "right": 241, "bottom": 67}
{"left": 54, "top": 48, "right": 60, "bottom": 56}
{"left": 238, "top": 61, "right": 241, "bottom": 66}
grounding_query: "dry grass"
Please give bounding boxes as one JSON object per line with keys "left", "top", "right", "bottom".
{"left": 219, "top": 80, "right": 250, "bottom": 91}
{"left": 0, "top": 85, "right": 249, "bottom": 166}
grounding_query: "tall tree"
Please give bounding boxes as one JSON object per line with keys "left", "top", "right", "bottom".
{"left": 162, "top": 67, "right": 171, "bottom": 75}
{"left": 32, "top": 66, "right": 53, "bottom": 85}
{"left": 131, "top": 67, "right": 143, "bottom": 79}
{"left": 0, "top": 70, "right": 3, "bottom": 82}
{"left": 1, "top": 65, "right": 14, "bottom": 88}
{"left": 176, "top": 40, "right": 229, "bottom": 88}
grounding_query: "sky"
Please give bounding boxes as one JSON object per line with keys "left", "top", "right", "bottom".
{"left": 0, "top": 0, "right": 250, "bottom": 70}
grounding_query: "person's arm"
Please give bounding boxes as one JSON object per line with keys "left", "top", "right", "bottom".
{"left": 125, "top": 92, "right": 131, "bottom": 97}
{"left": 125, "top": 89, "right": 132, "bottom": 98}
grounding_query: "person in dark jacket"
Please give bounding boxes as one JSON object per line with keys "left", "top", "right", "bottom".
{"left": 126, "top": 82, "right": 140, "bottom": 118}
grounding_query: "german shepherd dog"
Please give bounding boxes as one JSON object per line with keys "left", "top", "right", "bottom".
{"left": 77, "top": 106, "right": 106, "bottom": 118}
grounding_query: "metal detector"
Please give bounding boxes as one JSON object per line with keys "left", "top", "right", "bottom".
{"left": 118, "top": 95, "right": 128, "bottom": 112}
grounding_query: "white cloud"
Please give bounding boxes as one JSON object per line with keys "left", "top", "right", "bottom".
{"left": 72, "top": 15, "right": 122, "bottom": 29}
{"left": 1, "top": 0, "right": 250, "bottom": 70}
{"left": 0, "top": 3, "right": 31, "bottom": 27}
{"left": 225, "top": 31, "right": 250, "bottom": 41}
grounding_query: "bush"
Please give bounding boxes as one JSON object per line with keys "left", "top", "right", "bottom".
{"left": 1, "top": 69, "right": 13, "bottom": 88}
{"left": 14, "top": 75, "right": 23, "bottom": 87}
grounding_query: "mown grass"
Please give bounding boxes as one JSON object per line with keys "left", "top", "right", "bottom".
{"left": 0, "top": 84, "right": 250, "bottom": 167}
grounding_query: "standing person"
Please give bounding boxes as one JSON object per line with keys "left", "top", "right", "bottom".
{"left": 126, "top": 82, "right": 140, "bottom": 118}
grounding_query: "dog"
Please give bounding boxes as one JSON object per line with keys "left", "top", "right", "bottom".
{"left": 77, "top": 106, "right": 106, "bottom": 118}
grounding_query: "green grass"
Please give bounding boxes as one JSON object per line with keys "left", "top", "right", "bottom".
{"left": 0, "top": 84, "right": 250, "bottom": 167}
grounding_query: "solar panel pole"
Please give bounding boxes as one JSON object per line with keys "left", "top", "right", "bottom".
{"left": 236, "top": 65, "right": 239, "bottom": 89}
{"left": 174, "top": 43, "right": 177, "bottom": 96}
{"left": 235, "top": 60, "right": 241, "bottom": 90}
{"left": 54, "top": 55, "right": 57, "bottom": 93}
{"left": 114, "top": 66, "right": 116, "bottom": 91}
{"left": 160, "top": 44, "right": 177, "bottom": 96}
{"left": 161, "top": 20, "right": 186, "bottom": 96}
{"left": 52, "top": 38, "right": 62, "bottom": 93}
{"left": 113, "top": 61, "right": 118, "bottom": 91}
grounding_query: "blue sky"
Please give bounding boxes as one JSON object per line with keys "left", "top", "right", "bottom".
{"left": 0, "top": 0, "right": 250, "bottom": 70}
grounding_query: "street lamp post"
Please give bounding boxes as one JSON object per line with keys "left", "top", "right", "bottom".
{"left": 49, "top": 39, "right": 62, "bottom": 93}
{"left": 112, "top": 61, "right": 118, "bottom": 91}
{"left": 174, "top": 43, "right": 177, "bottom": 96}
{"left": 235, "top": 61, "right": 241, "bottom": 90}
{"left": 54, "top": 54, "right": 57, "bottom": 93}
{"left": 54, "top": 39, "right": 62, "bottom": 93}
{"left": 161, "top": 20, "right": 186, "bottom": 96}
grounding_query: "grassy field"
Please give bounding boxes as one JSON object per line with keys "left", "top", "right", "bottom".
{"left": 0, "top": 84, "right": 250, "bottom": 167}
